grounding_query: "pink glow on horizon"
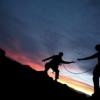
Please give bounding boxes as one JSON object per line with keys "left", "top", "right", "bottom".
{"left": 4, "top": 50, "right": 93, "bottom": 95}
{"left": 6, "top": 50, "right": 44, "bottom": 71}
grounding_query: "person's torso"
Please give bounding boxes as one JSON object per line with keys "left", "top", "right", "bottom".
{"left": 97, "top": 52, "right": 100, "bottom": 65}
{"left": 49, "top": 55, "right": 62, "bottom": 66}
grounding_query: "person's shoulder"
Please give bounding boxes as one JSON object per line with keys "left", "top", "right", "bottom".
{"left": 53, "top": 55, "right": 57, "bottom": 57}
{"left": 52, "top": 55, "right": 55, "bottom": 56}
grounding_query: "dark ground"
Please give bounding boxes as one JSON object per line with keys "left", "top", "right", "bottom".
{"left": 0, "top": 48, "right": 99, "bottom": 99}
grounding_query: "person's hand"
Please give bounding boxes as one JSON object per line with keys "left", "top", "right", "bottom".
{"left": 42, "top": 59, "right": 45, "bottom": 62}
{"left": 77, "top": 59, "right": 82, "bottom": 61}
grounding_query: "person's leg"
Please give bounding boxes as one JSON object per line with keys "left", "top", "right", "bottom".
{"left": 55, "top": 69, "right": 59, "bottom": 81}
{"left": 93, "top": 75, "right": 99, "bottom": 93}
{"left": 44, "top": 63, "right": 50, "bottom": 74}
{"left": 93, "top": 68, "right": 100, "bottom": 94}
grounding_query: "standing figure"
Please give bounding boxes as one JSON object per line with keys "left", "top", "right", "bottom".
{"left": 77, "top": 44, "right": 100, "bottom": 95}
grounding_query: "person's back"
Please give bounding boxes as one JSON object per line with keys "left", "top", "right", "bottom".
{"left": 97, "top": 52, "right": 100, "bottom": 65}
{"left": 95, "top": 44, "right": 100, "bottom": 65}
{"left": 47, "top": 55, "right": 63, "bottom": 67}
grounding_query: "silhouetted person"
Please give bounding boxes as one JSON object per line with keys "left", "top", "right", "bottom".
{"left": 42, "top": 52, "right": 74, "bottom": 81}
{"left": 77, "top": 44, "right": 100, "bottom": 95}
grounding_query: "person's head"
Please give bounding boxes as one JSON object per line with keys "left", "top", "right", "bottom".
{"left": 95, "top": 44, "right": 100, "bottom": 51}
{"left": 58, "top": 52, "right": 63, "bottom": 57}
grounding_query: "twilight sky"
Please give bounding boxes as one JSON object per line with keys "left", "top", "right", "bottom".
{"left": 0, "top": 0, "right": 100, "bottom": 95}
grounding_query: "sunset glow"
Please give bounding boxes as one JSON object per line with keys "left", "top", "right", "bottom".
{"left": 6, "top": 50, "right": 44, "bottom": 71}
{"left": 58, "top": 76, "right": 93, "bottom": 96}
{"left": 48, "top": 70, "right": 93, "bottom": 96}
{"left": 5, "top": 50, "right": 93, "bottom": 96}
{"left": 1, "top": 0, "right": 100, "bottom": 98}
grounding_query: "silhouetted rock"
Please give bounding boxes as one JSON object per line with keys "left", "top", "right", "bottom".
{"left": 0, "top": 48, "right": 99, "bottom": 99}
{"left": 0, "top": 48, "right": 5, "bottom": 57}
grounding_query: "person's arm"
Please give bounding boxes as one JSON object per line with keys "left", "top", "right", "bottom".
{"left": 77, "top": 53, "right": 98, "bottom": 60}
{"left": 42, "top": 56, "right": 54, "bottom": 62}
{"left": 62, "top": 60, "right": 74, "bottom": 64}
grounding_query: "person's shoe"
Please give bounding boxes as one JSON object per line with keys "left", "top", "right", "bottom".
{"left": 92, "top": 91, "right": 100, "bottom": 97}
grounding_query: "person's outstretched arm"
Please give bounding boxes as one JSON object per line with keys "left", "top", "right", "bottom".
{"left": 62, "top": 60, "right": 74, "bottom": 64}
{"left": 77, "top": 53, "right": 98, "bottom": 61}
{"left": 42, "top": 56, "right": 54, "bottom": 62}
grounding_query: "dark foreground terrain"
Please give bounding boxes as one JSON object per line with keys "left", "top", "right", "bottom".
{"left": 0, "top": 48, "right": 99, "bottom": 99}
